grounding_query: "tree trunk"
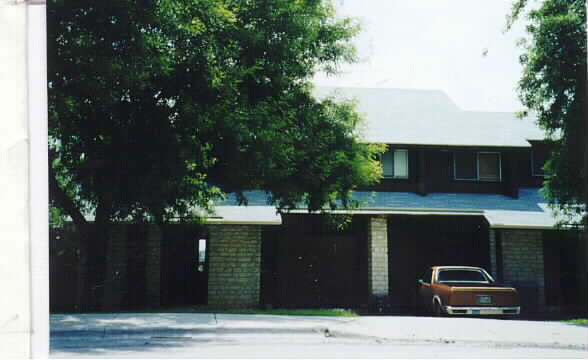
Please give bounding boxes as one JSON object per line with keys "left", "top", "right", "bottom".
{"left": 91, "top": 191, "right": 114, "bottom": 311}
{"left": 49, "top": 165, "right": 90, "bottom": 311}
{"left": 49, "top": 163, "right": 115, "bottom": 311}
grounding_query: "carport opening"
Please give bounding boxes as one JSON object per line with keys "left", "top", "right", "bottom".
{"left": 387, "top": 215, "right": 490, "bottom": 312}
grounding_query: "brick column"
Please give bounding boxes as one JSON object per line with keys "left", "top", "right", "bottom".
{"left": 102, "top": 225, "right": 127, "bottom": 311}
{"left": 208, "top": 225, "right": 261, "bottom": 307}
{"left": 501, "top": 229, "right": 545, "bottom": 312}
{"left": 489, "top": 229, "right": 497, "bottom": 279}
{"left": 144, "top": 224, "right": 162, "bottom": 307}
{"left": 367, "top": 216, "right": 389, "bottom": 309}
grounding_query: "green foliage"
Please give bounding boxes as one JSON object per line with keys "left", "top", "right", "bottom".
{"left": 48, "top": 0, "right": 382, "bottom": 226}
{"left": 49, "top": 206, "right": 65, "bottom": 228}
{"left": 507, "top": 0, "right": 587, "bottom": 226}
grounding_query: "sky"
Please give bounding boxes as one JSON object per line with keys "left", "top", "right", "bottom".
{"left": 313, "top": 0, "right": 530, "bottom": 112}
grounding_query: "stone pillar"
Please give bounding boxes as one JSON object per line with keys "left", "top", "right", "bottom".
{"left": 501, "top": 229, "right": 545, "bottom": 312}
{"left": 102, "top": 225, "right": 127, "bottom": 311}
{"left": 208, "top": 225, "right": 261, "bottom": 307}
{"left": 489, "top": 229, "right": 497, "bottom": 279}
{"left": 144, "top": 224, "right": 162, "bottom": 307}
{"left": 367, "top": 216, "right": 389, "bottom": 310}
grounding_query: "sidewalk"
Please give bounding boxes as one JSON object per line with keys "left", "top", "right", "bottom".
{"left": 50, "top": 313, "right": 588, "bottom": 357}
{"left": 332, "top": 316, "right": 588, "bottom": 348}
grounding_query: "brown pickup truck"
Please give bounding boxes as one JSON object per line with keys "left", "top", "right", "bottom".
{"left": 417, "top": 266, "right": 520, "bottom": 316}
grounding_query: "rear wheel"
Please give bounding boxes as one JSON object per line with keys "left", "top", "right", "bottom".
{"left": 433, "top": 300, "right": 444, "bottom": 317}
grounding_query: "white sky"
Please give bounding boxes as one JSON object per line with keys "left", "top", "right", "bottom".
{"left": 313, "top": 0, "right": 529, "bottom": 112}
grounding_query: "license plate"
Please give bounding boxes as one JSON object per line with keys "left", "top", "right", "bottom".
{"left": 472, "top": 309, "right": 481, "bottom": 315}
{"left": 477, "top": 295, "right": 492, "bottom": 305}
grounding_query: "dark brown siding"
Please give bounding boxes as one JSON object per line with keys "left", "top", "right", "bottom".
{"left": 360, "top": 145, "right": 545, "bottom": 196}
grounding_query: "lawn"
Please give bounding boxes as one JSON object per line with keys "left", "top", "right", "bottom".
{"left": 563, "top": 318, "right": 587, "bottom": 326}
{"left": 108, "top": 306, "right": 359, "bottom": 317}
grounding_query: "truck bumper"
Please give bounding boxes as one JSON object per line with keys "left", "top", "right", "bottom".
{"left": 444, "top": 306, "right": 520, "bottom": 315}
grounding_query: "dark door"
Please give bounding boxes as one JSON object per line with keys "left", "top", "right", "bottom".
{"left": 270, "top": 215, "right": 367, "bottom": 308}
{"left": 161, "top": 225, "right": 208, "bottom": 306}
{"left": 543, "top": 230, "right": 582, "bottom": 309}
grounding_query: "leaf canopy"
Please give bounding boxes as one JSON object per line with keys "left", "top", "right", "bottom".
{"left": 48, "top": 0, "right": 383, "bottom": 224}
{"left": 508, "top": 0, "right": 587, "bottom": 226}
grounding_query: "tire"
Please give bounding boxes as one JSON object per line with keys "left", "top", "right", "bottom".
{"left": 433, "top": 300, "right": 444, "bottom": 317}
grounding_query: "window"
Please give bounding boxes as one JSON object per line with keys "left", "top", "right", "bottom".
{"left": 454, "top": 151, "right": 501, "bottom": 181}
{"left": 421, "top": 269, "right": 433, "bottom": 284}
{"left": 478, "top": 153, "right": 500, "bottom": 181}
{"left": 195, "top": 238, "right": 207, "bottom": 272}
{"left": 437, "top": 269, "right": 490, "bottom": 283}
{"left": 381, "top": 149, "right": 408, "bottom": 179}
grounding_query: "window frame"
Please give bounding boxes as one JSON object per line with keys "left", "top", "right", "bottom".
{"left": 453, "top": 151, "right": 502, "bottom": 182}
{"left": 381, "top": 148, "right": 409, "bottom": 179}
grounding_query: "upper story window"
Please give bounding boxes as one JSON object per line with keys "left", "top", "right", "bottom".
{"left": 531, "top": 142, "right": 551, "bottom": 176}
{"left": 381, "top": 149, "right": 409, "bottom": 179}
{"left": 454, "top": 151, "right": 501, "bottom": 182}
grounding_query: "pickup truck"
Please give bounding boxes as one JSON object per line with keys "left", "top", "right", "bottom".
{"left": 417, "top": 266, "right": 520, "bottom": 316}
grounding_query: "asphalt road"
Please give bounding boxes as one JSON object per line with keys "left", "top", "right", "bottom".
{"left": 50, "top": 313, "right": 588, "bottom": 358}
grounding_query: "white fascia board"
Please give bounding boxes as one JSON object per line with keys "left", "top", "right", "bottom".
{"left": 484, "top": 209, "right": 557, "bottom": 229}
{"left": 284, "top": 208, "right": 484, "bottom": 216}
{"left": 205, "top": 206, "right": 282, "bottom": 225}
{"left": 359, "top": 140, "right": 532, "bottom": 148}
{"left": 485, "top": 204, "right": 585, "bottom": 230}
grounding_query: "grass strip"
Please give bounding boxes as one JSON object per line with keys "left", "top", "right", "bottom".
{"left": 54, "top": 307, "right": 359, "bottom": 317}
{"left": 563, "top": 318, "right": 587, "bottom": 326}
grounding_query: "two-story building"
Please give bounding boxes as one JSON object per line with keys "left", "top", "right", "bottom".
{"left": 50, "top": 87, "right": 586, "bottom": 315}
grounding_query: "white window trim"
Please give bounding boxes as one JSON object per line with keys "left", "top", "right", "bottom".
{"left": 453, "top": 151, "right": 502, "bottom": 182}
{"left": 382, "top": 149, "right": 409, "bottom": 179}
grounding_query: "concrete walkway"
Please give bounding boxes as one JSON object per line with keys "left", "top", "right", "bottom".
{"left": 50, "top": 313, "right": 588, "bottom": 358}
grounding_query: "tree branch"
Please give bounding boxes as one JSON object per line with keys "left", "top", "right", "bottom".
{"left": 48, "top": 162, "right": 88, "bottom": 228}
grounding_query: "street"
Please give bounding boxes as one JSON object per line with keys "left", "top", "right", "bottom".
{"left": 50, "top": 313, "right": 588, "bottom": 358}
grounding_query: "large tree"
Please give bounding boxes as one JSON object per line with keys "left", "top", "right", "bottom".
{"left": 507, "top": 0, "right": 587, "bottom": 226}
{"left": 48, "top": 0, "right": 384, "bottom": 309}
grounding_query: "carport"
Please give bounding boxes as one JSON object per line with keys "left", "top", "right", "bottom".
{"left": 386, "top": 214, "right": 490, "bottom": 312}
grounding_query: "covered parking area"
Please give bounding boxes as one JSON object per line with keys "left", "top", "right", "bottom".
{"left": 386, "top": 213, "right": 490, "bottom": 312}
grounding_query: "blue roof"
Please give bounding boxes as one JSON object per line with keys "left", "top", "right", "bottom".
{"left": 219, "top": 188, "right": 546, "bottom": 213}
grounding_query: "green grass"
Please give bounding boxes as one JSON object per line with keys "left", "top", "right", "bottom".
{"left": 221, "top": 308, "right": 358, "bottom": 317}
{"left": 563, "top": 318, "right": 587, "bottom": 326}
{"left": 108, "top": 306, "right": 358, "bottom": 317}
